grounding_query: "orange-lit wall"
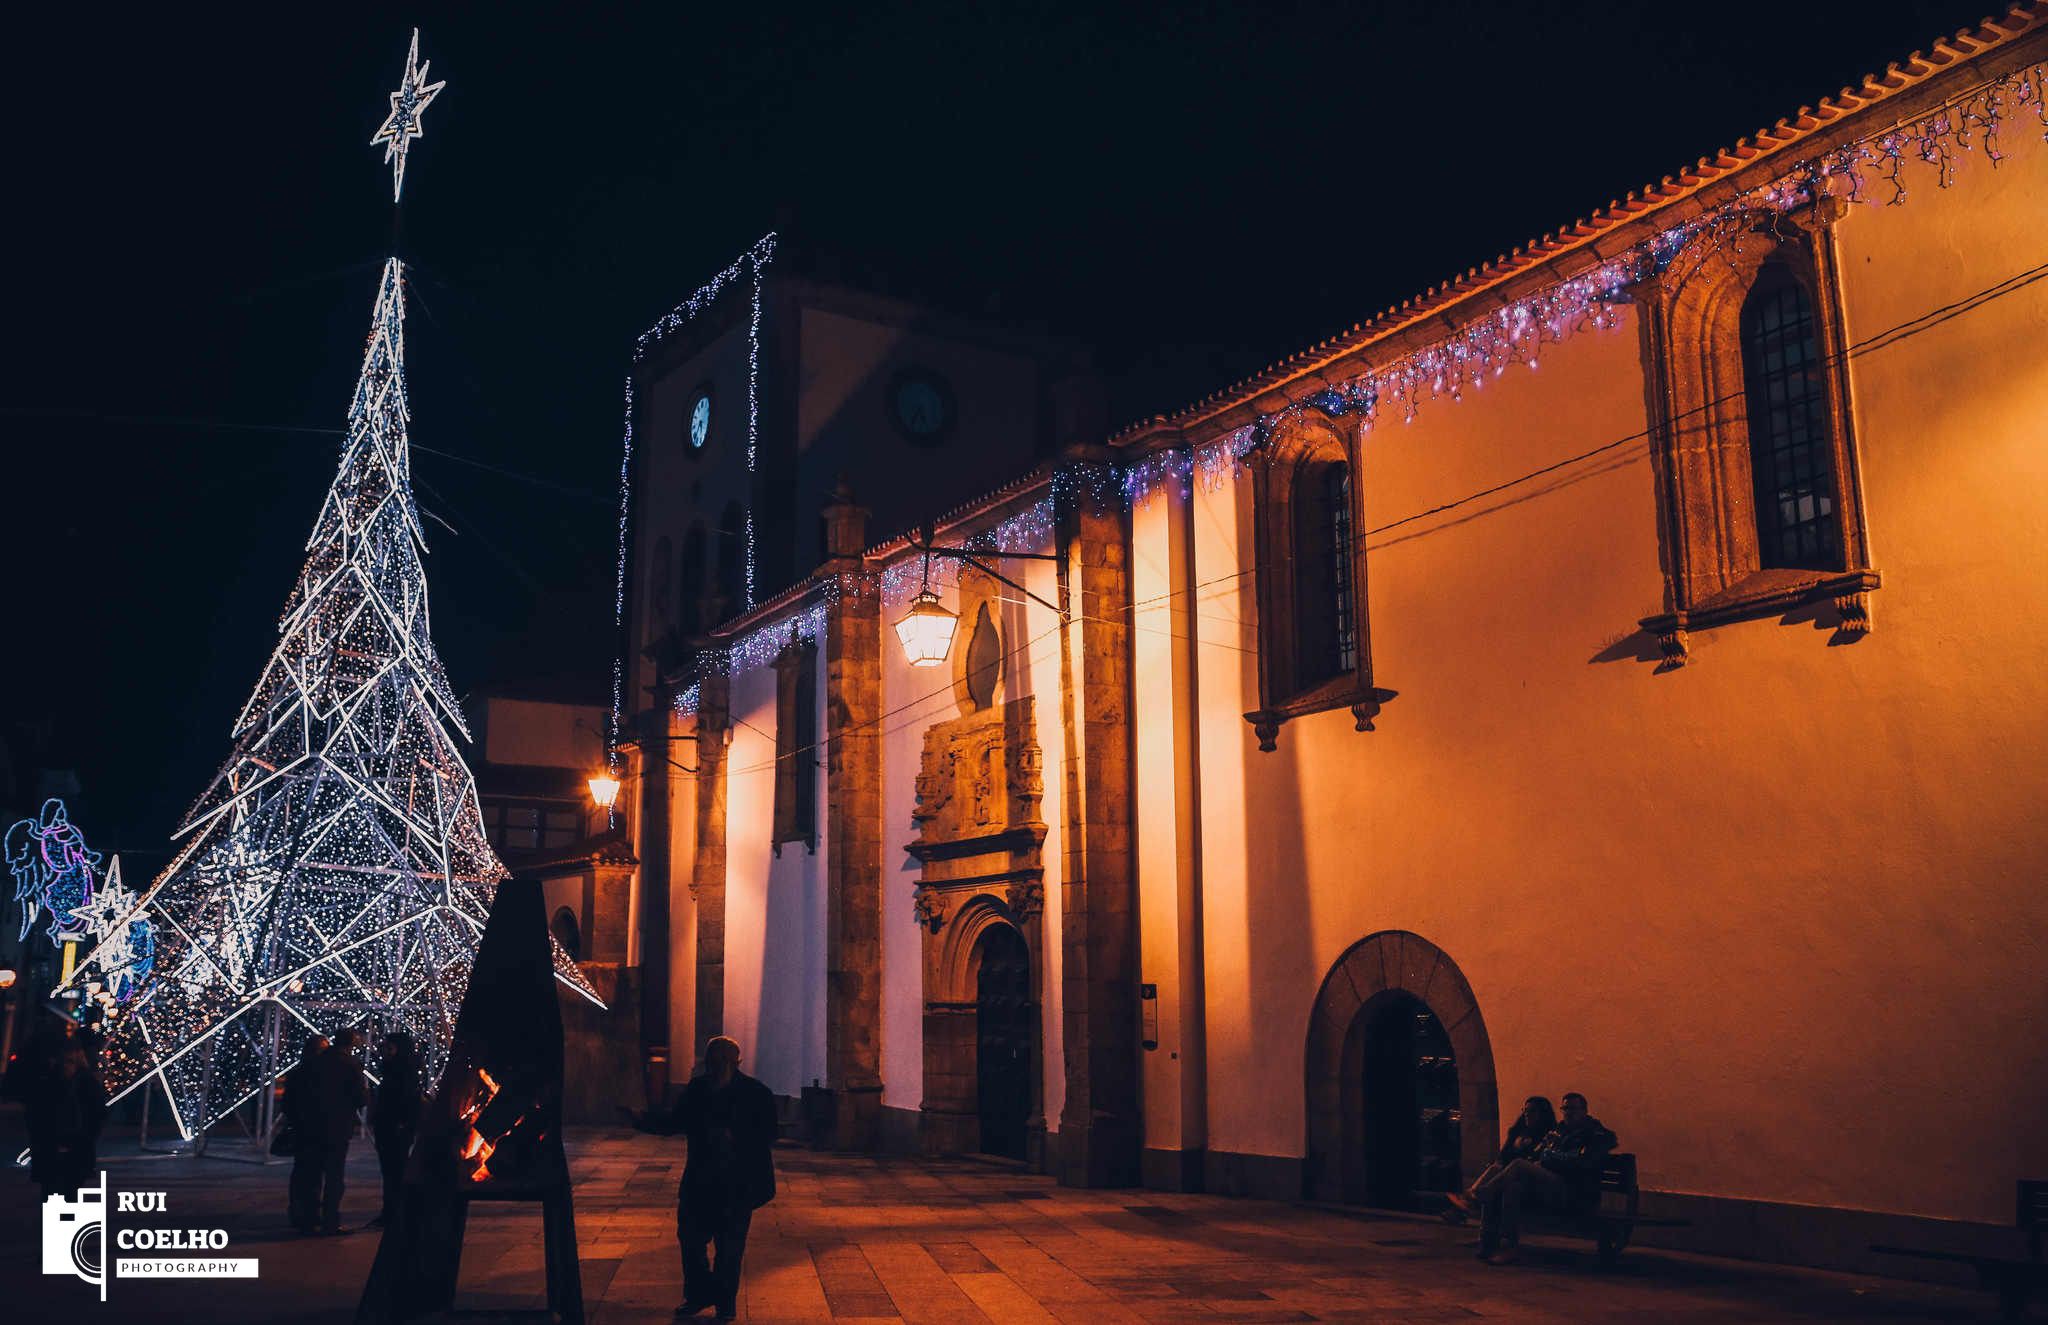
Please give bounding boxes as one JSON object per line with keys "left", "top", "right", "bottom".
{"left": 481, "top": 696, "right": 607, "bottom": 770}
{"left": 878, "top": 538, "right": 1070, "bottom": 1134}
{"left": 1136, "top": 111, "right": 2048, "bottom": 1224}
{"left": 720, "top": 645, "right": 829, "bottom": 1098}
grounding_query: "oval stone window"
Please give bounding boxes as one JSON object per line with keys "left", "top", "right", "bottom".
{"left": 964, "top": 602, "right": 1001, "bottom": 710}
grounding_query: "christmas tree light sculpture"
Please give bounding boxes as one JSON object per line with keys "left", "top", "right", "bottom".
{"left": 62, "top": 32, "right": 600, "bottom": 1140}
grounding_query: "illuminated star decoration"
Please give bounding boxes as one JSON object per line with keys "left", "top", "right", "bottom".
{"left": 68, "top": 857, "right": 157, "bottom": 1003}
{"left": 370, "top": 28, "right": 445, "bottom": 202}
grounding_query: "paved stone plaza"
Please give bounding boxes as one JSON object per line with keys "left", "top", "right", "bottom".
{"left": 5, "top": 1123, "right": 2014, "bottom": 1322}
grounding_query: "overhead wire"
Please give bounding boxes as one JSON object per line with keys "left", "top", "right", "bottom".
{"left": 688, "top": 250, "right": 2048, "bottom": 780}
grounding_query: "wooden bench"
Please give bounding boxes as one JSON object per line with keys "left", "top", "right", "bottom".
{"left": 1872, "top": 1179, "right": 2047, "bottom": 1321}
{"left": 1518, "top": 1152, "right": 1663, "bottom": 1265}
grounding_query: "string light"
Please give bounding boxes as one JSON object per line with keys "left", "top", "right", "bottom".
{"left": 746, "top": 248, "right": 766, "bottom": 610}
{"left": 607, "top": 373, "right": 635, "bottom": 820}
{"left": 644, "top": 58, "right": 2047, "bottom": 706}
{"left": 1118, "top": 59, "right": 2047, "bottom": 509}
{"left": 64, "top": 256, "right": 600, "bottom": 1140}
{"left": 611, "top": 233, "right": 777, "bottom": 766}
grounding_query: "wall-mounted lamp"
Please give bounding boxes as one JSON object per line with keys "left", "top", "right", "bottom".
{"left": 587, "top": 772, "right": 623, "bottom": 810}
{"left": 892, "top": 528, "right": 1065, "bottom": 669}
{"left": 894, "top": 553, "right": 960, "bottom": 668}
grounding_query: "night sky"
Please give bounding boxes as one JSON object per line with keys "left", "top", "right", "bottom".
{"left": 5, "top": 1, "right": 1984, "bottom": 856}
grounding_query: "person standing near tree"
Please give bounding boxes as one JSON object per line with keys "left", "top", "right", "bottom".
{"left": 283, "top": 1034, "right": 331, "bottom": 1233}
{"left": 307, "top": 1028, "right": 367, "bottom": 1234}
{"left": 635, "top": 1036, "right": 778, "bottom": 1322}
{"left": 26, "top": 1032, "right": 104, "bottom": 1201}
{"left": 367, "top": 1030, "right": 423, "bottom": 1228}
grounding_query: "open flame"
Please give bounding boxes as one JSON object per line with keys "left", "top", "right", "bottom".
{"left": 459, "top": 1067, "right": 501, "bottom": 1181}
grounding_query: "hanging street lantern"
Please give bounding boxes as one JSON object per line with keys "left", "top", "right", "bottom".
{"left": 894, "top": 548, "right": 960, "bottom": 668}
{"left": 587, "top": 772, "right": 623, "bottom": 811}
{"left": 894, "top": 587, "right": 960, "bottom": 667}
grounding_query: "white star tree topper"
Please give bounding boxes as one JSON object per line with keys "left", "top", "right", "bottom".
{"left": 371, "top": 28, "right": 445, "bottom": 202}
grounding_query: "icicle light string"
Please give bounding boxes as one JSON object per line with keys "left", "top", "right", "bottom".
{"left": 645, "top": 58, "right": 2045, "bottom": 698}
{"left": 686, "top": 225, "right": 2048, "bottom": 763}
{"left": 1118, "top": 59, "right": 2047, "bottom": 509}
{"left": 698, "top": 256, "right": 2048, "bottom": 697}
{"left": 609, "top": 233, "right": 777, "bottom": 781}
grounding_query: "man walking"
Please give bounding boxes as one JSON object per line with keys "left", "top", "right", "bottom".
{"left": 638, "top": 1036, "right": 778, "bottom": 1321}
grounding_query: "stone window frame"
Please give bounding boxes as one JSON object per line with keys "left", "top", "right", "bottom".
{"left": 771, "top": 634, "right": 818, "bottom": 855}
{"left": 1244, "top": 413, "right": 1393, "bottom": 752}
{"left": 1636, "top": 197, "right": 1878, "bottom": 666}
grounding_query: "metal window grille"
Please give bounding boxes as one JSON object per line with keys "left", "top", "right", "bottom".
{"left": 1328, "top": 464, "right": 1358, "bottom": 674}
{"left": 1292, "top": 460, "right": 1357, "bottom": 687}
{"left": 1741, "top": 275, "right": 1840, "bottom": 571}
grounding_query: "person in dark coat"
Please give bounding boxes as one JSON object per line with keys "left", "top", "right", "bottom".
{"left": 1443, "top": 1095, "right": 1555, "bottom": 1224}
{"left": 637, "top": 1036, "right": 778, "bottom": 1322}
{"left": 367, "top": 1030, "right": 424, "bottom": 1228}
{"left": 310, "top": 1029, "right": 368, "bottom": 1233}
{"left": 284, "top": 1035, "right": 330, "bottom": 1232}
{"left": 1474, "top": 1090, "right": 1618, "bottom": 1263}
{"left": 26, "top": 1034, "right": 105, "bottom": 1201}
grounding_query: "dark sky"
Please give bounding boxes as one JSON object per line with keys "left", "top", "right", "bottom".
{"left": 5, "top": 1, "right": 1981, "bottom": 853}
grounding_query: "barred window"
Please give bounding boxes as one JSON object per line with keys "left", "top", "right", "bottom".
{"left": 1247, "top": 420, "right": 1384, "bottom": 752}
{"left": 1742, "top": 273, "right": 1841, "bottom": 571}
{"left": 1293, "top": 460, "right": 1357, "bottom": 687}
{"left": 1635, "top": 210, "right": 1875, "bottom": 664}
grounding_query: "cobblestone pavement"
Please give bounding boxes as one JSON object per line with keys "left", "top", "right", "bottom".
{"left": 5, "top": 1122, "right": 2015, "bottom": 1322}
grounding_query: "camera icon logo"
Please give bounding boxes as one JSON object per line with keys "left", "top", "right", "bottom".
{"left": 41, "top": 1173, "right": 107, "bottom": 1300}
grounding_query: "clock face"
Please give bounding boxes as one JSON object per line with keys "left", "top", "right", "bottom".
{"left": 688, "top": 392, "right": 712, "bottom": 450}
{"left": 891, "top": 371, "right": 953, "bottom": 443}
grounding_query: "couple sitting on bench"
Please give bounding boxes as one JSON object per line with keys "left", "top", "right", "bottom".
{"left": 1444, "top": 1090, "right": 1617, "bottom": 1264}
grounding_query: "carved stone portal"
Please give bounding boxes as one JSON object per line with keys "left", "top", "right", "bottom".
{"left": 907, "top": 694, "right": 1047, "bottom": 1163}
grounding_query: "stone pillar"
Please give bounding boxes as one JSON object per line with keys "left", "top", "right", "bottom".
{"left": 636, "top": 697, "right": 673, "bottom": 1106}
{"left": 820, "top": 476, "right": 869, "bottom": 563}
{"left": 822, "top": 485, "right": 884, "bottom": 1148}
{"left": 1054, "top": 456, "right": 1142, "bottom": 1187}
{"left": 586, "top": 864, "right": 635, "bottom": 962}
{"left": 689, "top": 671, "right": 731, "bottom": 1070}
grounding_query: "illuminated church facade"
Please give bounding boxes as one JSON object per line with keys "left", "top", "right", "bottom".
{"left": 590, "top": 10, "right": 2048, "bottom": 1276}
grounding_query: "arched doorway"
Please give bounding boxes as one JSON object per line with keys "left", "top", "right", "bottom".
{"left": 918, "top": 885, "right": 1045, "bottom": 1163}
{"left": 1358, "top": 991, "right": 1461, "bottom": 1207}
{"left": 1304, "top": 931, "right": 1497, "bottom": 1206}
{"left": 974, "top": 924, "right": 1032, "bottom": 1159}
